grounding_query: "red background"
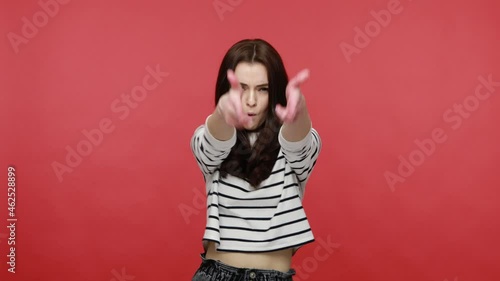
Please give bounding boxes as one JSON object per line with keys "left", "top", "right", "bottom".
{"left": 1, "top": 0, "right": 499, "bottom": 280}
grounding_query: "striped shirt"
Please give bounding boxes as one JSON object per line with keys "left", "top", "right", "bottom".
{"left": 190, "top": 115, "right": 322, "bottom": 253}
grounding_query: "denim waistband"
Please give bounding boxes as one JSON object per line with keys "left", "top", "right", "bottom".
{"left": 197, "top": 253, "right": 296, "bottom": 280}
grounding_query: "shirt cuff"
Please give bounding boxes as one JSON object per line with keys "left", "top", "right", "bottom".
{"left": 204, "top": 115, "right": 237, "bottom": 150}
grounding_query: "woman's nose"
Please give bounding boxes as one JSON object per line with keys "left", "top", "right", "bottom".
{"left": 246, "top": 91, "right": 257, "bottom": 107}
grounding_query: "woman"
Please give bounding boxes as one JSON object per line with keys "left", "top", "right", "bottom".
{"left": 190, "top": 38, "right": 322, "bottom": 281}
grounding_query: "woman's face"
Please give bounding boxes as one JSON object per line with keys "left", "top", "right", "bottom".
{"left": 234, "top": 62, "right": 269, "bottom": 131}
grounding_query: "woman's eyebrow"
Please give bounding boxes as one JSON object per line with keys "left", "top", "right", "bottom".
{"left": 240, "top": 83, "right": 269, "bottom": 87}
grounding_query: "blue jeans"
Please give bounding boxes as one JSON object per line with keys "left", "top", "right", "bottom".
{"left": 191, "top": 253, "right": 296, "bottom": 281}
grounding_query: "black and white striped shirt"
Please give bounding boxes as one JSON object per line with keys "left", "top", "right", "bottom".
{"left": 190, "top": 115, "right": 322, "bottom": 253}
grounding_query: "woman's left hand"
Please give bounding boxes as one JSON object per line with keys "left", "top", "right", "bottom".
{"left": 275, "top": 69, "right": 310, "bottom": 123}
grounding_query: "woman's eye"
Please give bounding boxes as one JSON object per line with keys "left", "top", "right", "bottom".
{"left": 259, "top": 88, "right": 269, "bottom": 92}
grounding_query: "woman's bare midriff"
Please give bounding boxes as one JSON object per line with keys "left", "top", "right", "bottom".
{"left": 205, "top": 241, "right": 293, "bottom": 273}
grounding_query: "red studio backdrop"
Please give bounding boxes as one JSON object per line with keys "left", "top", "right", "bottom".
{"left": 1, "top": 0, "right": 499, "bottom": 280}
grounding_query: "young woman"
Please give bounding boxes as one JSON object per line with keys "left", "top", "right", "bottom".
{"left": 190, "top": 38, "right": 322, "bottom": 281}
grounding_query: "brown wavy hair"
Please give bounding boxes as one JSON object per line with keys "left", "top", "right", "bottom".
{"left": 215, "top": 38, "right": 289, "bottom": 188}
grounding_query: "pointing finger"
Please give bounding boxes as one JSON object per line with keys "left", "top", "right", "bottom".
{"left": 229, "top": 90, "right": 249, "bottom": 127}
{"left": 227, "top": 69, "right": 242, "bottom": 91}
{"left": 288, "top": 69, "right": 310, "bottom": 90}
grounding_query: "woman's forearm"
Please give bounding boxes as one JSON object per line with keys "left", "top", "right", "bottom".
{"left": 207, "top": 108, "right": 236, "bottom": 141}
{"left": 280, "top": 96, "right": 312, "bottom": 142}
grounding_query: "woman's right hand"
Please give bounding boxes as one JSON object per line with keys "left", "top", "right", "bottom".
{"left": 216, "top": 69, "right": 251, "bottom": 129}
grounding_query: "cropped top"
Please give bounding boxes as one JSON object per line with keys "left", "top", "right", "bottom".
{"left": 190, "top": 115, "right": 322, "bottom": 253}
